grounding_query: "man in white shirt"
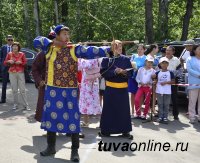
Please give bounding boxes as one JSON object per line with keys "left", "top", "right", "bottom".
{"left": 180, "top": 39, "right": 195, "bottom": 68}
{"left": 162, "top": 46, "right": 181, "bottom": 120}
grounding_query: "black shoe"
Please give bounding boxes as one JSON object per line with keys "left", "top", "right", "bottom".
{"left": 156, "top": 118, "right": 163, "bottom": 123}
{"left": 0, "top": 100, "right": 6, "bottom": 104}
{"left": 162, "top": 118, "right": 169, "bottom": 124}
{"left": 154, "top": 114, "right": 159, "bottom": 118}
{"left": 134, "top": 115, "right": 141, "bottom": 119}
{"left": 174, "top": 116, "right": 179, "bottom": 120}
{"left": 66, "top": 133, "right": 72, "bottom": 137}
{"left": 141, "top": 115, "right": 147, "bottom": 120}
{"left": 79, "top": 133, "right": 85, "bottom": 138}
{"left": 70, "top": 150, "right": 80, "bottom": 162}
{"left": 98, "top": 132, "right": 110, "bottom": 137}
{"left": 67, "top": 133, "right": 85, "bottom": 138}
{"left": 40, "top": 146, "right": 56, "bottom": 156}
{"left": 121, "top": 133, "right": 134, "bottom": 140}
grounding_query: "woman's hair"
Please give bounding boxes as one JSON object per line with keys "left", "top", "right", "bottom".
{"left": 144, "top": 44, "right": 157, "bottom": 55}
{"left": 190, "top": 44, "right": 200, "bottom": 56}
{"left": 137, "top": 44, "right": 146, "bottom": 50}
{"left": 12, "top": 42, "right": 21, "bottom": 51}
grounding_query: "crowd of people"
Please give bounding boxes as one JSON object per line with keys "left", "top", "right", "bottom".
{"left": 0, "top": 25, "right": 200, "bottom": 162}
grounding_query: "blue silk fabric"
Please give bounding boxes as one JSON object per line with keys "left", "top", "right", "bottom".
{"left": 41, "top": 86, "right": 80, "bottom": 133}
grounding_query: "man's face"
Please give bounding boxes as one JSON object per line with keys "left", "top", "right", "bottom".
{"left": 7, "top": 37, "right": 14, "bottom": 45}
{"left": 57, "top": 30, "right": 70, "bottom": 42}
{"left": 165, "top": 47, "right": 174, "bottom": 58}
{"left": 185, "top": 45, "right": 193, "bottom": 52}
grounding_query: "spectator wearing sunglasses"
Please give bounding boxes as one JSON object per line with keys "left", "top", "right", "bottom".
{"left": 0, "top": 35, "right": 14, "bottom": 103}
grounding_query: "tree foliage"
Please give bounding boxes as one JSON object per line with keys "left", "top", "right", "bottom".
{"left": 0, "top": 0, "right": 199, "bottom": 48}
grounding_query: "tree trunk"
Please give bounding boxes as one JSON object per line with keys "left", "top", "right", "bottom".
{"left": 181, "top": 0, "right": 193, "bottom": 41}
{"left": 76, "top": 0, "right": 81, "bottom": 41}
{"left": 23, "top": 0, "right": 31, "bottom": 48}
{"left": 157, "top": 0, "right": 169, "bottom": 42}
{"left": 145, "top": 0, "right": 154, "bottom": 44}
{"left": 0, "top": 0, "right": 2, "bottom": 46}
{"left": 54, "top": 0, "right": 59, "bottom": 24}
{"left": 61, "top": 0, "right": 68, "bottom": 24}
{"left": 34, "top": 0, "right": 41, "bottom": 36}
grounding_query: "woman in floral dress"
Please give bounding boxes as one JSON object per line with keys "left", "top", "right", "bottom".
{"left": 78, "top": 58, "right": 102, "bottom": 126}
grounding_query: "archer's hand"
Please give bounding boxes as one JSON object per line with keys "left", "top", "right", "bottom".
{"left": 15, "top": 61, "right": 22, "bottom": 65}
{"left": 8, "top": 60, "right": 14, "bottom": 64}
{"left": 120, "top": 70, "right": 127, "bottom": 76}
{"left": 115, "top": 68, "right": 123, "bottom": 74}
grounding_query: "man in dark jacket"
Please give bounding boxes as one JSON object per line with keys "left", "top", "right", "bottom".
{"left": 0, "top": 35, "right": 14, "bottom": 103}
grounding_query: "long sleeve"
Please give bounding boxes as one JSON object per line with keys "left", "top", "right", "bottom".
{"left": 0, "top": 46, "right": 4, "bottom": 63}
{"left": 100, "top": 58, "right": 116, "bottom": 79}
{"left": 21, "top": 53, "right": 27, "bottom": 66}
{"left": 78, "top": 58, "right": 99, "bottom": 70}
{"left": 32, "top": 52, "right": 46, "bottom": 87}
{"left": 75, "top": 45, "right": 110, "bottom": 59}
{"left": 3, "top": 52, "right": 10, "bottom": 66}
{"left": 130, "top": 54, "right": 135, "bottom": 62}
{"left": 78, "top": 59, "right": 82, "bottom": 71}
{"left": 136, "top": 68, "right": 142, "bottom": 83}
{"left": 126, "top": 59, "right": 134, "bottom": 78}
{"left": 186, "top": 57, "right": 200, "bottom": 78}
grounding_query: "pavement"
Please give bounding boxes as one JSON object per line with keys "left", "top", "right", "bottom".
{"left": 0, "top": 83, "right": 200, "bottom": 163}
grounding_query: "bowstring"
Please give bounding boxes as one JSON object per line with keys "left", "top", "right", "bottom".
{"left": 86, "top": 2, "right": 116, "bottom": 77}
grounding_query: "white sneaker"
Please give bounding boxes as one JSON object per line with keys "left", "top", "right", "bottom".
{"left": 25, "top": 106, "right": 31, "bottom": 111}
{"left": 12, "top": 104, "right": 18, "bottom": 110}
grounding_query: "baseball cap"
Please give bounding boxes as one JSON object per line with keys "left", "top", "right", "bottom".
{"left": 159, "top": 57, "right": 169, "bottom": 64}
{"left": 183, "top": 39, "right": 195, "bottom": 46}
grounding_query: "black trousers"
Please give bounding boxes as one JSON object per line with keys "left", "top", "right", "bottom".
{"left": 171, "top": 85, "right": 179, "bottom": 118}
{"left": 1, "top": 68, "right": 9, "bottom": 102}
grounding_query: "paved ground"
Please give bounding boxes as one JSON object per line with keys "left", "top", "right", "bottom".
{"left": 0, "top": 83, "right": 200, "bottom": 163}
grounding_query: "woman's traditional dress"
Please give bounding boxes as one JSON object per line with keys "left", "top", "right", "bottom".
{"left": 100, "top": 55, "right": 133, "bottom": 134}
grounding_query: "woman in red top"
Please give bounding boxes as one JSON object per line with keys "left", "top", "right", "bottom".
{"left": 4, "top": 42, "right": 30, "bottom": 110}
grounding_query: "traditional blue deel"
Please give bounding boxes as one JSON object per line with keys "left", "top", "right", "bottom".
{"left": 75, "top": 45, "right": 109, "bottom": 59}
{"left": 33, "top": 36, "right": 52, "bottom": 53}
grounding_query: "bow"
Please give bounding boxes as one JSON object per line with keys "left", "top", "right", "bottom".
{"left": 86, "top": 2, "right": 115, "bottom": 42}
